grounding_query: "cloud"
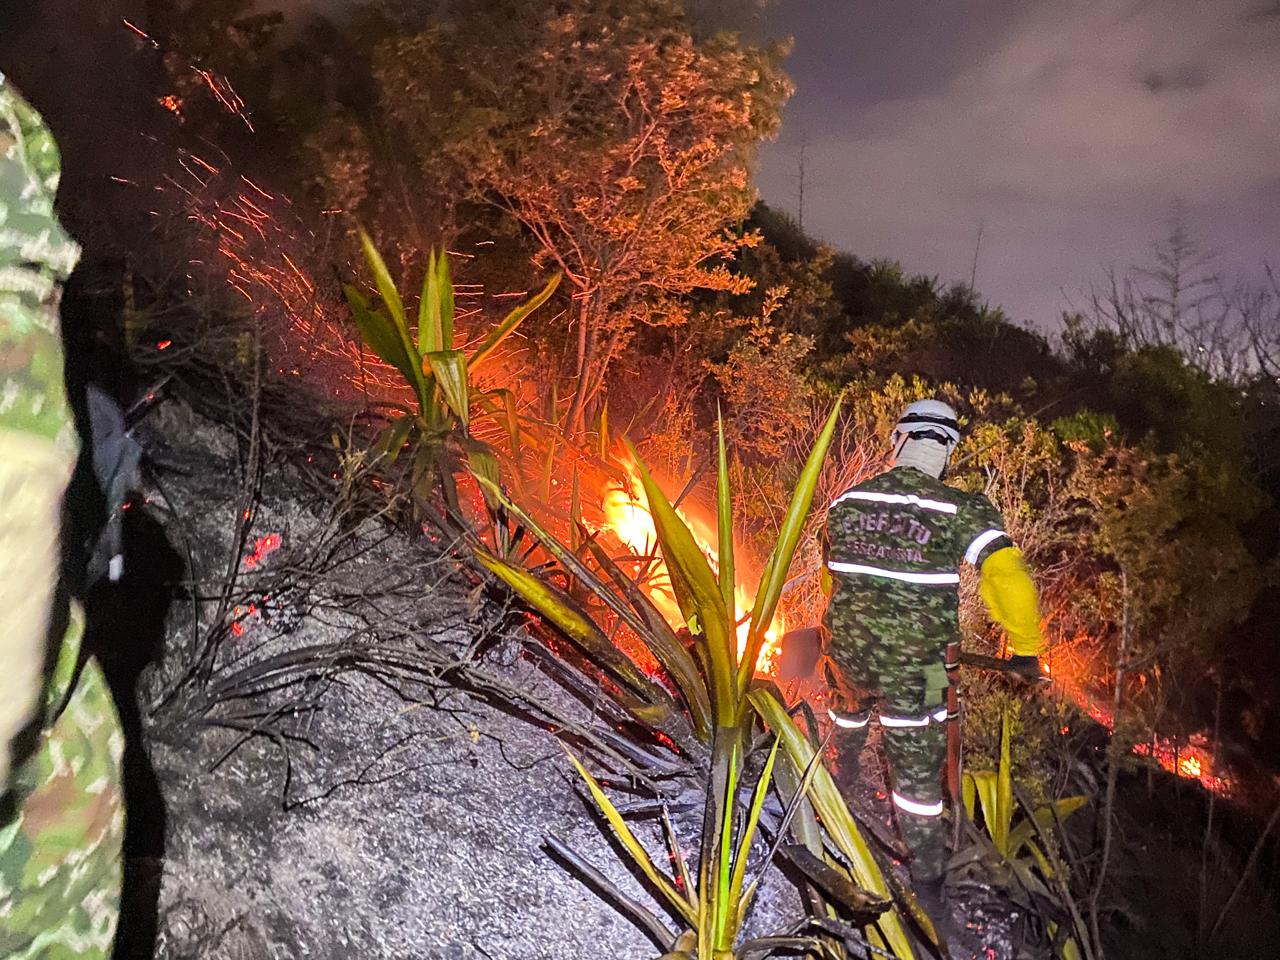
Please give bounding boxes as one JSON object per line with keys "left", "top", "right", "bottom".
{"left": 759, "top": 0, "right": 1280, "bottom": 326}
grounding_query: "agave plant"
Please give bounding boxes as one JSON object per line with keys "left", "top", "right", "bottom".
{"left": 468, "top": 403, "right": 922, "bottom": 959}
{"left": 343, "top": 230, "right": 560, "bottom": 509}
{"left": 960, "top": 709, "right": 1090, "bottom": 960}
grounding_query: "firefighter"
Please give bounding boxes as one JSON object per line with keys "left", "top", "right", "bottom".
{"left": 0, "top": 75, "right": 125, "bottom": 957}
{"left": 821, "top": 398, "right": 1043, "bottom": 929}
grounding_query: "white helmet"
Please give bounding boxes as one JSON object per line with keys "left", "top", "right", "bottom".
{"left": 892, "top": 399, "right": 961, "bottom": 449}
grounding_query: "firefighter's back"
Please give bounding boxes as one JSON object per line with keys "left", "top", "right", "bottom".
{"left": 824, "top": 465, "right": 1003, "bottom": 689}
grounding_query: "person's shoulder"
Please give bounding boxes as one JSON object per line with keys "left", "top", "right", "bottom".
{"left": 947, "top": 484, "right": 1006, "bottom": 531}
{"left": 0, "top": 77, "right": 63, "bottom": 193}
{"left": 950, "top": 484, "right": 995, "bottom": 507}
{"left": 890, "top": 467, "right": 964, "bottom": 502}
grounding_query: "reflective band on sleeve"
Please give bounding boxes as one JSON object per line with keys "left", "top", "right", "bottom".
{"left": 827, "top": 561, "right": 960, "bottom": 585}
{"left": 931, "top": 706, "right": 949, "bottom": 722}
{"left": 879, "top": 713, "right": 932, "bottom": 728}
{"left": 830, "top": 490, "right": 958, "bottom": 514}
{"left": 964, "top": 528, "right": 1009, "bottom": 565}
{"left": 892, "top": 791, "right": 945, "bottom": 817}
{"left": 827, "top": 708, "right": 870, "bottom": 729}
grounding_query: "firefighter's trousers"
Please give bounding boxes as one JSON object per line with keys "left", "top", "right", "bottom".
{"left": 824, "top": 652, "right": 951, "bottom": 884}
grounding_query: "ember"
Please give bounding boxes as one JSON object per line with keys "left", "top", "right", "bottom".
{"left": 242, "top": 533, "right": 282, "bottom": 571}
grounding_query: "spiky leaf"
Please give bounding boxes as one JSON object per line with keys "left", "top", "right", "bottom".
{"left": 726, "top": 737, "right": 779, "bottom": 922}
{"left": 344, "top": 285, "right": 419, "bottom": 398}
{"left": 473, "top": 549, "right": 676, "bottom": 714}
{"left": 562, "top": 747, "right": 697, "bottom": 927}
{"left": 750, "top": 689, "right": 916, "bottom": 959}
{"left": 716, "top": 409, "right": 735, "bottom": 614}
{"left": 583, "top": 536, "right": 712, "bottom": 739}
{"left": 358, "top": 229, "right": 407, "bottom": 332}
{"left": 419, "top": 249, "right": 440, "bottom": 354}
{"left": 469, "top": 272, "right": 562, "bottom": 370}
{"left": 436, "top": 247, "right": 454, "bottom": 347}
{"left": 740, "top": 397, "right": 842, "bottom": 690}
{"left": 1006, "top": 795, "right": 1088, "bottom": 860}
{"left": 628, "top": 441, "right": 736, "bottom": 725}
{"left": 997, "top": 705, "right": 1014, "bottom": 855}
{"left": 373, "top": 413, "right": 416, "bottom": 463}
{"left": 426, "top": 349, "right": 470, "bottom": 427}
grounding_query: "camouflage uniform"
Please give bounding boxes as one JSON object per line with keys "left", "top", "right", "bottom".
{"left": 0, "top": 75, "right": 125, "bottom": 958}
{"left": 823, "top": 465, "right": 1012, "bottom": 883}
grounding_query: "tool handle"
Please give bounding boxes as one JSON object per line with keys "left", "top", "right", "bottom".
{"left": 945, "top": 641, "right": 963, "bottom": 851}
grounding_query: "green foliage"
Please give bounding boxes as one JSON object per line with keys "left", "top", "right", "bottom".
{"left": 1110, "top": 346, "right": 1249, "bottom": 457}
{"left": 959, "top": 711, "right": 1089, "bottom": 959}
{"left": 959, "top": 681, "right": 1065, "bottom": 807}
{"left": 563, "top": 736, "right": 804, "bottom": 959}
{"left": 345, "top": 231, "right": 560, "bottom": 504}
{"left": 1051, "top": 409, "right": 1117, "bottom": 450}
{"left": 952, "top": 390, "right": 1266, "bottom": 750}
{"left": 1071, "top": 439, "right": 1264, "bottom": 674}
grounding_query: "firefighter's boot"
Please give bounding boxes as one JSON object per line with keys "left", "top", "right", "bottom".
{"left": 827, "top": 705, "right": 871, "bottom": 797}
{"left": 911, "top": 872, "right": 956, "bottom": 957}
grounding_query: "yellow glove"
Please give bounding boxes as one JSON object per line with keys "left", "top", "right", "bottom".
{"left": 978, "top": 546, "right": 1043, "bottom": 658}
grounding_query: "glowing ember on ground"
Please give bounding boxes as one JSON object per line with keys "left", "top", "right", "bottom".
{"left": 243, "top": 533, "right": 283, "bottom": 571}
{"left": 228, "top": 534, "right": 285, "bottom": 637}
{"left": 600, "top": 468, "right": 783, "bottom": 675}
{"left": 1050, "top": 652, "right": 1232, "bottom": 796}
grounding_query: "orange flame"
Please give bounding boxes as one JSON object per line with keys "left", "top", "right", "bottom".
{"left": 1050, "top": 643, "right": 1231, "bottom": 795}
{"left": 600, "top": 468, "right": 783, "bottom": 676}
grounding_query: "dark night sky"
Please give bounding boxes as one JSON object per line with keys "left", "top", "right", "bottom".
{"left": 754, "top": 0, "right": 1280, "bottom": 328}
{"left": 4, "top": 1, "right": 1278, "bottom": 331}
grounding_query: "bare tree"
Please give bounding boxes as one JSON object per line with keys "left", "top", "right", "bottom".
{"left": 793, "top": 136, "right": 809, "bottom": 232}
{"left": 1086, "top": 221, "right": 1252, "bottom": 381}
{"left": 1239, "top": 264, "right": 1280, "bottom": 382}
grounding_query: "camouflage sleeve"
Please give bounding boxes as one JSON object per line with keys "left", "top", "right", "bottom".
{"left": 957, "top": 492, "right": 1014, "bottom": 568}
{"left": 0, "top": 76, "right": 81, "bottom": 794}
{"left": 0, "top": 75, "right": 80, "bottom": 448}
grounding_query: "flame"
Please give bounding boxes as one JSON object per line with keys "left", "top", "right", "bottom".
{"left": 1132, "top": 734, "right": 1229, "bottom": 795}
{"left": 1049, "top": 641, "right": 1231, "bottom": 795}
{"left": 600, "top": 469, "right": 783, "bottom": 676}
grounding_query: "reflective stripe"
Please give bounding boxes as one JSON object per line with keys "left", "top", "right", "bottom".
{"left": 879, "top": 706, "right": 947, "bottom": 728}
{"left": 827, "top": 708, "right": 870, "bottom": 729}
{"left": 964, "top": 528, "right": 1008, "bottom": 565}
{"left": 892, "top": 792, "right": 945, "bottom": 817}
{"left": 827, "top": 561, "right": 960, "bottom": 585}
{"left": 830, "top": 490, "right": 958, "bottom": 514}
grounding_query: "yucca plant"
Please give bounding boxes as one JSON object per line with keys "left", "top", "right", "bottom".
{"left": 343, "top": 230, "right": 560, "bottom": 510}
{"left": 960, "top": 709, "right": 1090, "bottom": 959}
{"left": 469, "top": 402, "right": 921, "bottom": 958}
